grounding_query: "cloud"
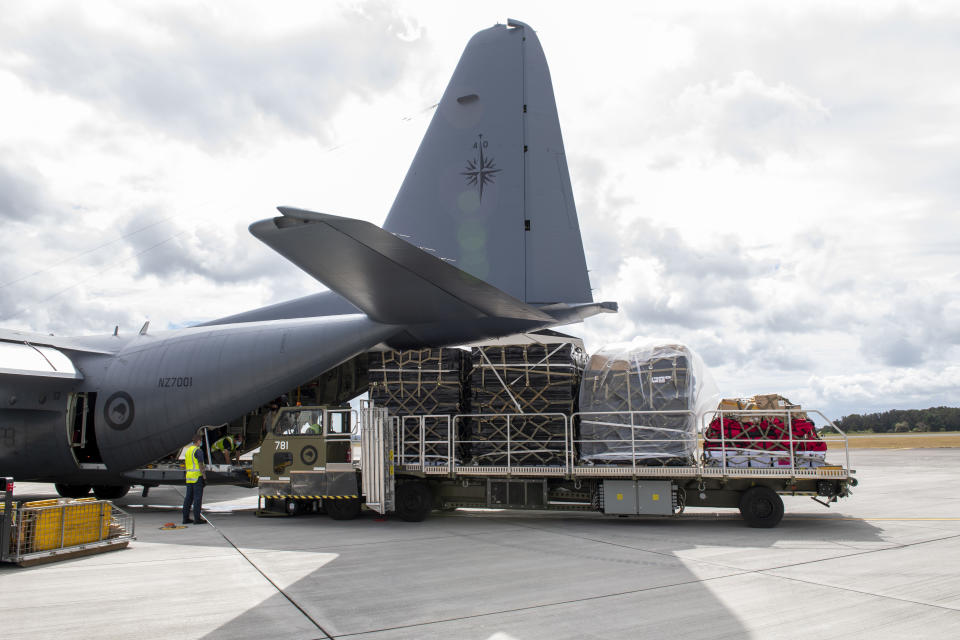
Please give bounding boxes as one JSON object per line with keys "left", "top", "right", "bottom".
{"left": 858, "top": 297, "right": 960, "bottom": 367}
{"left": 0, "top": 161, "right": 50, "bottom": 220}
{"left": 579, "top": 187, "right": 768, "bottom": 331}
{"left": 670, "top": 70, "right": 829, "bottom": 165}
{"left": 0, "top": 2, "right": 423, "bottom": 148}
{"left": 0, "top": 285, "right": 21, "bottom": 325}
{"left": 120, "top": 208, "right": 290, "bottom": 284}
{"left": 809, "top": 365, "right": 960, "bottom": 416}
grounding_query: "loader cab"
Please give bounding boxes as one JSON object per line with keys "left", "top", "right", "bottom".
{"left": 253, "top": 406, "right": 354, "bottom": 480}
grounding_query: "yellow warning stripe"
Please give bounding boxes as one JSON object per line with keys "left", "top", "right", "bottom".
{"left": 262, "top": 495, "right": 358, "bottom": 500}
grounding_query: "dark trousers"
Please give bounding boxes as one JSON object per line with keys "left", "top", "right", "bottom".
{"left": 182, "top": 479, "right": 204, "bottom": 523}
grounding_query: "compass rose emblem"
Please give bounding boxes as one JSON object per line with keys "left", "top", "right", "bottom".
{"left": 461, "top": 134, "right": 501, "bottom": 202}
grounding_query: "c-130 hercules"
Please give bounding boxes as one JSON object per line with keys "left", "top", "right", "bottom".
{"left": 0, "top": 20, "right": 615, "bottom": 496}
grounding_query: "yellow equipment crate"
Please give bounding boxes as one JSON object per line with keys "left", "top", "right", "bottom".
{"left": 23, "top": 498, "right": 112, "bottom": 553}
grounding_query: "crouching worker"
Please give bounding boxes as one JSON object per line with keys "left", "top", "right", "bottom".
{"left": 182, "top": 431, "right": 206, "bottom": 525}
{"left": 211, "top": 432, "right": 242, "bottom": 465}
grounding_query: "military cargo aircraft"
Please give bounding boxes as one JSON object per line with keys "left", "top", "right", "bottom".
{"left": 0, "top": 20, "right": 615, "bottom": 497}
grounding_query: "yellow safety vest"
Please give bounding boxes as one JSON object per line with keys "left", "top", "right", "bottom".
{"left": 211, "top": 435, "right": 235, "bottom": 451}
{"left": 185, "top": 444, "right": 202, "bottom": 483}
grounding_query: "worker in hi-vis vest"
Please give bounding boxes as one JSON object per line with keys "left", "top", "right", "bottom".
{"left": 211, "top": 432, "right": 242, "bottom": 465}
{"left": 182, "top": 431, "right": 207, "bottom": 525}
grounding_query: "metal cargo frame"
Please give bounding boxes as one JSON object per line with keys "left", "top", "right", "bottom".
{"left": 389, "top": 408, "right": 852, "bottom": 482}
{"left": 1, "top": 480, "right": 135, "bottom": 567}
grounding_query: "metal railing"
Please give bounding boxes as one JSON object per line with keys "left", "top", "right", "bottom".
{"left": 2, "top": 497, "right": 135, "bottom": 565}
{"left": 573, "top": 410, "right": 698, "bottom": 470}
{"left": 701, "top": 408, "right": 849, "bottom": 472}
{"left": 397, "top": 414, "right": 453, "bottom": 468}
{"left": 386, "top": 408, "right": 850, "bottom": 477}
{"left": 453, "top": 413, "right": 570, "bottom": 474}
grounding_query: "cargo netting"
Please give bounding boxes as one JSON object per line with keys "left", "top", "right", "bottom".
{"left": 469, "top": 342, "right": 586, "bottom": 466}
{"left": 578, "top": 340, "right": 718, "bottom": 466}
{"left": 704, "top": 394, "right": 828, "bottom": 468}
{"left": 368, "top": 348, "right": 469, "bottom": 465}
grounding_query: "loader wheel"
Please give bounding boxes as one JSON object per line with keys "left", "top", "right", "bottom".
{"left": 55, "top": 484, "right": 91, "bottom": 499}
{"left": 326, "top": 497, "right": 362, "bottom": 520}
{"left": 93, "top": 485, "right": 130, "bottom": 500}
{"left": 395, "top": 482, "right": 432, "bottom": 522}
{"left": 739, "top": 486, "right": 784, "bottom": 528}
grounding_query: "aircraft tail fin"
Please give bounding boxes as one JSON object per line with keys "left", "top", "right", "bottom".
{"left": 249, "top": 208, "right": 552, "bottom": 325}
{"left": 382, "top": 19, "right": 593, "bottom": 306}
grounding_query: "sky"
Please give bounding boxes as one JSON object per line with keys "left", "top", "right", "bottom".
{"left": 0, "top": 0, "right": 957, "bottom": 420}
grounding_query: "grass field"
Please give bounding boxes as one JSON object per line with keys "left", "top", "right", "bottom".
{"left": 823, "top": 433, "right": 960, "bottom": 449}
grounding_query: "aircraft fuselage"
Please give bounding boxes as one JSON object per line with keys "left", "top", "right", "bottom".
{"left": 0, "top": 315, "right": 395, "bottom": 483}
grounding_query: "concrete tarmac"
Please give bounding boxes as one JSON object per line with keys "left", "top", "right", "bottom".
{"left": 3, "top": 449, "right": 959, "bottom": 639}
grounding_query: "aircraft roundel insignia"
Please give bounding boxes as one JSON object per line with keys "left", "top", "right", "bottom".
{"left": 104, "top": 391, "right": 135, "bottom": 430}
{"left": 300, "top": 445, "right": 318, "bottom": 466}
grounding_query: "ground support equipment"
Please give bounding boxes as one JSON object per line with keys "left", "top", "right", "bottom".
{"left": 1, "top": 477, "right": 135, "bottom": 566}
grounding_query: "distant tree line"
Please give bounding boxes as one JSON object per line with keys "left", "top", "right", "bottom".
{"left": 834, "top": 406, "right": 960, "bottom": 433}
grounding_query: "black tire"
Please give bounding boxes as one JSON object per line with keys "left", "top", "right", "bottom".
{"left": 739, "top": 486, "right": 784, "bottom": 528}
{"left": 93, "top": 485, "right": 130, "bottom": 500}
{"left": 55, "top": 484, "right": 91, "bottom": 499}
{"left": 395, "top": 482, "right": 433, "bottom": 522}
{"left": 325, "top": 498, "right": 362, "bottom": 521}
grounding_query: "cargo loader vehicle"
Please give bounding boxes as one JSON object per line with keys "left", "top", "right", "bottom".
{"left": 253, "top": 404, "right": 856, "bottom": 528}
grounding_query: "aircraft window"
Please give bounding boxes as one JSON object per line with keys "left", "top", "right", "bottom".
{"left": 0, "top": 342, "right": 79, "bottom": 376}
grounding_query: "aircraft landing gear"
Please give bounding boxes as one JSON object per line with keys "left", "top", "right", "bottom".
{"left": 93, "top": 485, "right": 130, "bottom": 500}
{"left": 55, "top": 484, "right": 91, "bottom": 499}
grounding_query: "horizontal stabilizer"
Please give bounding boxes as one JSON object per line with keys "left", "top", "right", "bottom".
{"left": 538, "top": 301, "right": 618, "bottom": 325}
{"left": 249, "top": 208, "right": 553, "bottom": 325}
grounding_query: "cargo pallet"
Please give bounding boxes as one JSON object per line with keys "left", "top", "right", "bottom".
{"left": 254, "top": 406, "right": 857, "bottom": 528}
{"left": 0, "top": 477, "right": 135, "bottom": 566}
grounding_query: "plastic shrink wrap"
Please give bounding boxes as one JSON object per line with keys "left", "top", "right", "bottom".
{"left": 578, "top": 340, "right": 719, "bottom": 466}
{"left": 703, "top": 394, "right": 827, "bottom": 468}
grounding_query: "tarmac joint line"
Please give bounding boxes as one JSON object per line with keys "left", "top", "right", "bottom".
{"left": 203, "top": 513, "right": 334, "bottom": 639}
{"left": 171, "top": 487, "right": 334, "bottom": 639}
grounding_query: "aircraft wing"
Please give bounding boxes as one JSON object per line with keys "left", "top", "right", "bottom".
{"left": 0, "top": 339, "right": 84, "bottom": 381}
{"left": 0, "top": 328, "right": 116, "bottom": 355}
{"left": 249, "top": 207, "right": 553, "bottom": 325}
